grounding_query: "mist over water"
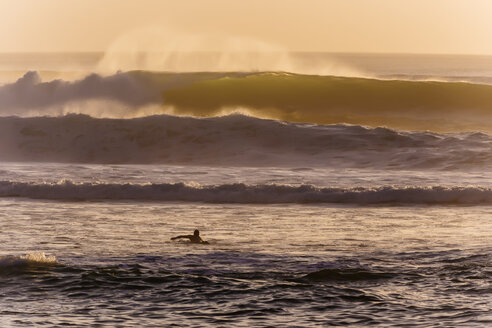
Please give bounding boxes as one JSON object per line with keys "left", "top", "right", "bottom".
{"left": 1, "top": 48, "right": 492, "bottom": 168}
{"left": 1, "top": 30, "right": 492, "bottom": 133}
{"left": 96, "top": 26, "right": 361, "bottom": 76}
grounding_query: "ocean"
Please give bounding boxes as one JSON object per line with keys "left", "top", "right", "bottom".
{"left": 0, "top": 52, "right": 491, "bottom": 327}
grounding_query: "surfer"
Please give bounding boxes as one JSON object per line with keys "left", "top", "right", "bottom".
{"left": 171, "top": 229, "right": 208, "bottom": 244}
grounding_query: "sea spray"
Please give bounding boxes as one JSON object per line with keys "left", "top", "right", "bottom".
{"left": 0, "top": 252, "right": 58, "bottom": 271}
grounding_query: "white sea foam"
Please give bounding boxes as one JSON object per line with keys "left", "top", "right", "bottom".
{"left": 0, "top": 71, "right": 162, "bottom": 116}
{"left": 0, "top": 252, "right": 58, "bottom": 270}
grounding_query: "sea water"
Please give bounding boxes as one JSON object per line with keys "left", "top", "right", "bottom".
{"left": 0, "top": 53, "right": 491, "bottom": 327}
{"left": 0, "top": 162, "right": 490, "bottom": 327}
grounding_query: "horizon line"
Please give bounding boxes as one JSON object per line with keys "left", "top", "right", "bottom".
{"left": 0, "top": 51, "right": 491, "bottom": 57}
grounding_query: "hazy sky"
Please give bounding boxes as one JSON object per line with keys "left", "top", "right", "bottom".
{"left": 1, "top": 0, "right": 491, "bottom": 54}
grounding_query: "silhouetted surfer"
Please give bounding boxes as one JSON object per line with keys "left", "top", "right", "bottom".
{"left": 171, "top": 229, "right": 209, "bottom": 244}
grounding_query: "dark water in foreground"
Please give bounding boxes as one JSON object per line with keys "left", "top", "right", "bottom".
{"left": 1, "top": 199, "right": 490, "bottom": 327}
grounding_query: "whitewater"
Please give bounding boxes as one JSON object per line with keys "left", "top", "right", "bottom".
{"left": 0, "top": 53, "right": 491, "bottom": 327}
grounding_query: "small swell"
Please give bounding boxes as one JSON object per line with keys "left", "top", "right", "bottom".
{"left": 1, "top": 180, "right": 491, "bottom": 205}
{"left": 304, "top": 268, "right": 394, "bottom": 281}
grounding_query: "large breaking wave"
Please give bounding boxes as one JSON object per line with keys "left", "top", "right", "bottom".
{"left": 1, "top": 114, "right": 491, "bottom": 169}
{"left": 1, "top": 180, "right": 491, "bottom": 205}
{"left": 2, "top": 71, "right": 492, "bottom": 131}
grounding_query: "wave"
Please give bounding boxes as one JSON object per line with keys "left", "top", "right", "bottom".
{"left": 1, "top": 114, "right": 491, "bottom": 169}
{"left": 0, "top": 252, "right": 58, "bottom": 272}
{"left": 1, "top": 180, "right": 492, "bottom": 205}
{"left": 160, "top": 72, "right": 492, "bottom": 132}
{"left": 2, "top": 71, "right": 492, "bottom": 131}
{"left": 0, "top": 70, "right": 245, "bottom": 116}
{"left": 0, "top": 71, "right": 161, "bottom": 116}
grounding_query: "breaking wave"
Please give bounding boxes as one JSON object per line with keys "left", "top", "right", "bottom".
{"left": 2, "top": 71, "right": 492, "bottom": 131}
{"left": 0, "top": 252, "right": 58, "bottom": 272}
{"left": 1, "top": 114, "right": 491, "bottom": 169}
{"left": 160, "top": 72, "right": 492, "bottom": 132}
{"left": 1, "top": 180, "right": 491, "bottom": 205}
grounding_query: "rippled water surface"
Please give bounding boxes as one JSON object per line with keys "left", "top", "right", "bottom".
{"left": 1, "top": 197, "right": 490, "bottom": 327}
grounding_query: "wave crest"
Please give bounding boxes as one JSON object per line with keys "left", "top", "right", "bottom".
{"left": 0, "top": 114, "right": 491, "bottom": 169}
{"left": 0, "top": 252, "right": 58, "bottom": 272}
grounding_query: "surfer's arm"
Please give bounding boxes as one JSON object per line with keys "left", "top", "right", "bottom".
{"left": 171, "top": 235, "right": 193, "bottom": 240}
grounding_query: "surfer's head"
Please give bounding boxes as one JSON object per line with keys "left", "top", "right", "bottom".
{"left": 194, "top": 229, "right": 200, "bottom": 236}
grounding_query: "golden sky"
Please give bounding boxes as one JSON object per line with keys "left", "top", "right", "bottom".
{"left": 1, "top": 0, "right": 491, "bottom": 54}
